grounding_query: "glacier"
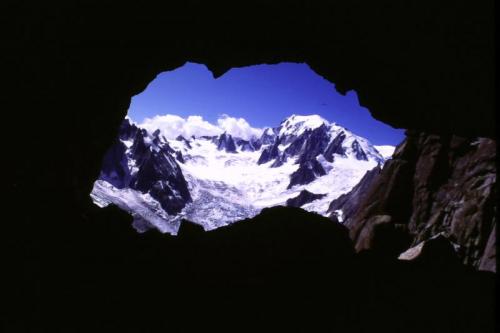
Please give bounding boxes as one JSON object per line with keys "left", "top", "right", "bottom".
{"left": 91, "top": 114, "right": 393, "bottom": 234}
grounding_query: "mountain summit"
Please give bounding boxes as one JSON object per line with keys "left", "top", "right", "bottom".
{"left": 91, "top": 115, "right": 392, "bottom": 234}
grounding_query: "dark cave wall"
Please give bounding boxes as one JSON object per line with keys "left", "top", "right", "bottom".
{"left": 4, "top": 1, "right": 496, "bottom": 331}
{"left": 8, "top": 0, "right": 494, "bottom": 218}
{"left": 330, "top": 131, "right": 497, "bottom": 271}
{"left": 7, "top": 1, "right": 494, "bottom": 209}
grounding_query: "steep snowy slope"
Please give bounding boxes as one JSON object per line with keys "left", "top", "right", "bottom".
{"left": 91, "top": 115, "right": 391, "bottom": 234}
{"left": 374, "top": 145, "right": 396, "bottom": 159}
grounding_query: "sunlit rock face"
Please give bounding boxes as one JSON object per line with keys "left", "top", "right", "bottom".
{"left": 328, "top": 131, "right": 497, "bottom": 272}
{"left": 91, "top": 114, "right": 392, "bottom": 234}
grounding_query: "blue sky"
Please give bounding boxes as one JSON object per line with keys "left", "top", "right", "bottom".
{"left": 128, "top": 62, "right": 405, "bottom": 145}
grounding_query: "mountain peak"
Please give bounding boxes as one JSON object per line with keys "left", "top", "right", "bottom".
{"left": 262, "top": 127, "right": 275, "bottom": 135}
{"left": 282, "top": 114, "right": 328, "bottom": 123}
{"left": 93, "top": 113, "right": 392, "bottom": 235}
{"left": 279, "top": 114, "right": 329, "bottom": 138}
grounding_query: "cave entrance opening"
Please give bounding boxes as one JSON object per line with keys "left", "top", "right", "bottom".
{"left": 90, "top": 62, "right": 404, "bottom": 234}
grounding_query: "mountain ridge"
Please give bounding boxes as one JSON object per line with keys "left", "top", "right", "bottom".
{"left": 92, "top": 114, "right": 393, "bottom": 234}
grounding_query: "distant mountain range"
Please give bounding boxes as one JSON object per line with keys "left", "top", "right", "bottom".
{"left": 91, "top": 114, "right": 394, "bottom": 234}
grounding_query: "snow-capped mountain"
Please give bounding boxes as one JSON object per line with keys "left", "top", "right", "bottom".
{"left": 91, "top": 114, "right": 392, "bottom": 234}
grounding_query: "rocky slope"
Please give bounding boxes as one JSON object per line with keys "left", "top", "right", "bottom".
{"left": 327, "top": 164, "right": 382, "bottom": 222}
{"left": 98, "top": 120, "right": 192, "bottom": 215}
{"left": 328, "top": 130, "right": 496, "bottom": 272}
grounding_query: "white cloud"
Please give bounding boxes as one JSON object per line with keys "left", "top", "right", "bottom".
{"left": 138, "top": 114, "right": 263, "bottom": 140}
{"left": 217, "top": 114, "right": 263, "bottom": 140}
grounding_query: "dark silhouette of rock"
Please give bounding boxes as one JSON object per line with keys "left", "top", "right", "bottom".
{"left": 193, "top": 206, "right": 356, "bottom": 286}
{"left": 178, "top": 219, "right": 206, "bottom": 237}
{"left": 398, "top": 234, "right": 462, "bottom": 268}
{"left": 288, "top": 159, "right": 326, "bottom": 189}
{"left": 286, "top": 190, "right": 327, "bottom": 207}
{"left": 355, "top": 215, "right": 412, "bottom": 258}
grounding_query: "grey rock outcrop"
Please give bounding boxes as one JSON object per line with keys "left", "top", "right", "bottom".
{"left": 328, "top": 131, "right": 496, "bottom": 271}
